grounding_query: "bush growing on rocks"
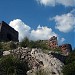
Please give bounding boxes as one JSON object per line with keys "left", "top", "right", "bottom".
{"left": 2, "top": 41, "right": 17, "bottom": 50}
{"left": 20, "top": 37, "right": 30, "bottom": 48}
{"left": 9, "top": 41, "right": 17, "bottom": 49}
{"left": 62, "top": 50, "right": 75, "bottom": 75}
{"left": 35, "top": 69, "right": 47, "bottom": 75}
{"left": 62, "top": 61, "right": 75, "bottom": 75}
{"left": 0, "top": 55, "right": 29, "bottom": 75}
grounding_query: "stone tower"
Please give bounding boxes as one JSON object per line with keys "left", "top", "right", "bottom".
{"left": 0, "top": 21, "right": 19, "bottom": 42}
{"left": 48, "top": 36, "right": 58, "bottom": 49}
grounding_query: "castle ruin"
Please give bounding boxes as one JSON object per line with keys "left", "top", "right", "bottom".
{"left": 0, "top": 21, "right": 18, "bottom": 42}
{"left": 48, "top": 36, "right": 58, "bottom": 49}
{"left": 48, "top": 36, "right": 72, "bottom": 55}
{"left": 59, "top": 44, "right": 72, "bottom": 55}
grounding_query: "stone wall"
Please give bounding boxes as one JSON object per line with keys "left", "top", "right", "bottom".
{"left": 59, "top": 44, "right": 72, "bottom": 56}
{"left": 48, "top": 36, "right": 72, "bottom": 55}
{"left": 0, "top": 21, "right": 18, "bottom": 42}
{"left": 48, "top": 36, "right": 58, "bottom": 49}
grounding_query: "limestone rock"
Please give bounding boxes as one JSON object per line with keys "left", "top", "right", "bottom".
{"left": 4, "top": 47, "right": 64, "bottom": 75}
{"left": 31, "top": 48, "right": 64, "bottom": 75}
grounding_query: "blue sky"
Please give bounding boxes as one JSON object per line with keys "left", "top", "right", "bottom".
{"left": 0, "top": 0, "right": 75, "bottom": 49}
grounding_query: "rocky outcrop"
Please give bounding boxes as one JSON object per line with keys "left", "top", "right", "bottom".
{"left": 3, "top": 47, "right": 64, "bottom": 75}
{"left": 30, "top": 48, "right": 64, "bottom": 75}
{"left": 10, "top": 47, "right": 43, "bottom": 70}
{"left": 3, "top": 51, "right": 10, "bottom": 56}
{"left": 48, "top": 51, "right": 67, "bottom": 63}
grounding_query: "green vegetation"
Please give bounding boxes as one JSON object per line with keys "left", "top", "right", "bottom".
{"left": 0, "top": 55, "right": 29, "bottom": 75}
{"left": 0, "top": 41, "right": 17, "bottom": 50}
{"left": 62, "top": 50, "right": 75, "bottom": 75}
{"left": 20, "top": 38, "right": 49, "bottom": 50}
{"left": 62, "top": 61, "right": 75, "bottom": 75}
{"left": 65, "top": 50, "right": 75, "bottom": 64}
{"left": 20, "top": 37, "right": 30, "bottom": 48}
{"left": 1, "top": 38, "right": 75, "bottom": 75}
{"left": 9, "top": 41, "right": 17, "bottom": 49}
{"left": 53, "top": 47, "right": 62, "bottom": 54}
{"left": 20, "top": 37, "right": 62, "bottom": 54}
{"left": 35, "top": 69, "right": 47, "bottom": 75}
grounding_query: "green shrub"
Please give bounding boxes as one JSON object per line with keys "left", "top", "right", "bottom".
{"left": 35, "top": 69, "right": 47, "bottom": 75}
{"left": 62, "top": 61, "right": 75, "bottom": 75}
{"left": 20, "top": 37, "right": 30, "bottom": 48}
{"left": 2, "top": 41, "right": 17, "bottom": 50}
{"left": 0, "top": 55, "right": 29, "bottom": 75}
{"left": 62, "top": 50, "right": 75, "bottom": 75}
{"left": 29, "top": 41, "right": 36, "bottom": 48}
{"left": 65, "top": 51, "right": 75, "bottom": 64}
{"left": 9, "top": 41, "right": 17, "bottom": 49}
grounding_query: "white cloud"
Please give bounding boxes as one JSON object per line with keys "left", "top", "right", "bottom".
{"left": 57, "top": 37, "right": 65, "bottom": 45}
{"left": 54, "top": 12, "right": 75, "bottom": 33}
{"left": 9, "top": 19, "right": 31, "bottom": 41}
{"left": 60, "top": 38, "right": 65, "bottom": 43}
{"left": 57, "top": 0, "right": 75, "bottom": 7}
{"left": 36, "top": 0, "right": 75, "bottom": 7}
{"left": 30, "top": 25, "right": 57, "bottom": 41}
{"left": 70, "top": 9, "right": 75, "bottom": 16}
{"left": 9, "top": 19, "right": 58, "bottom": 41}
{"left": 36, "top": 0, "right": 56, "bottom": 6}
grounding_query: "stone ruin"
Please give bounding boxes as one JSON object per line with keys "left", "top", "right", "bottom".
{"left": 0, "top": 21, "right": 18, "bottom": 42}
{"left": 48, "top": 36, "right": 58, "bottom": 49}
{"left": 59, "top": 44, "right": 72, "bottom": 56}
{"left": 48, "top": 36, "right": 72, "bottom": 55}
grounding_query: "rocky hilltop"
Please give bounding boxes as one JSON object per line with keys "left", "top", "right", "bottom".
{"left": 3, "top": 47, "right": 64, "bottom": 75}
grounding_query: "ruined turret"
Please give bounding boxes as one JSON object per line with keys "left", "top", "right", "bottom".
{"left": 48, "top": 36, "right": 58, "bottom": 49}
